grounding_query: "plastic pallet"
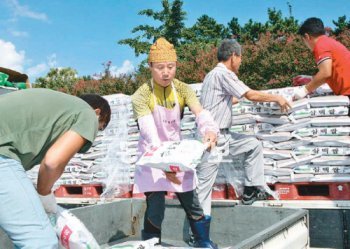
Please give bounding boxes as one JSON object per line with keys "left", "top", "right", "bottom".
{"left": 272, "top": 182, "right": 350, "bottom": 200}
{"left": 211, "top": 184, "right": 227, "bottom": 200}
{"left": 227, "top": 182, "right": 350, "bottom": 201}
{"left": 54, "top": 184, "right": 103, "bottom": 198}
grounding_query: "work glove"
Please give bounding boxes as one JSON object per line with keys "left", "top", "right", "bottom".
{"left": 39, "top": 192, "right": 58, "bottom": 214}
{"left": 203, "top": 130, "right": 217, "bottom": 151}
{"left": 293, "top": 85, "right": 309, "bottom": 100}
{"left": 292, "top": 75, "right": 312, "bottom": 86}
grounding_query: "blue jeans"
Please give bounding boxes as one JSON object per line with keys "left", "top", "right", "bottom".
{"left": 0, "top": 156, "right": 58, "bottom": 248}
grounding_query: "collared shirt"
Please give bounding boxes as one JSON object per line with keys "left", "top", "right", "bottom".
{"left": 313, "top": 35, "right": 350, "bottom": 95}
{"left": 200, "top": 63, "right": 250, "bottom": 129}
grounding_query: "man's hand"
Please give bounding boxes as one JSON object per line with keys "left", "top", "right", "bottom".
{"left": 293, "top": 85, "right": 309, "bottom": 100}
{"left": 165, "top": 172, "right": 181, "bottom": 185}
{"left": 38, "top": 192, "right": 58, "bottom": 213}
{"left": 276, "top": 96, "right": 292, "bottom": 113}
{"left": 232, "top": 97, "right": 239, "bottom": 105}
{"left": 292, "top": 75, "right": 312, "bottom": 86}
{"left": 203, "top": 131, "right": 217, "bottom": 151}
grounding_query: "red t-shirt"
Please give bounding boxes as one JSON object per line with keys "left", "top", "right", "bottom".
{"left": 313, "top": 35, "right": 350, "bottom": 95}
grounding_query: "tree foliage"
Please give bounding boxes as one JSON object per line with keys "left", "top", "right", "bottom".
{"left": 182, "top": 15, "right": 229, "bottom": 43}
{"left": 333, "top": 15, "right": 350, "bottom": 35}
{"left": 35, "top": 0, "right": 350, "bottom": 95}
{"left": 35, "top": 67, "right": 78, "bottom": 93}
{"left": 118, "top": 0, "right": 185, "bottom": 56}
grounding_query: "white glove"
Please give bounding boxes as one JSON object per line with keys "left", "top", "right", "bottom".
{"left": 39, "top": 192, "right": 58, "bottom": 214}
{"left": 293, "top": 85, "right": 309, "bottom": 100}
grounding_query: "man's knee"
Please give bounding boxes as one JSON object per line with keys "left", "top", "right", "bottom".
{"left": 197, "top": 162, "right": 219, "bottom": 179}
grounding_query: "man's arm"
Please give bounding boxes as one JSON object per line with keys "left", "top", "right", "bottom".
{"left": 190, "top": 103, "right": 218, "bottom": 150}
{"left": 131, "top": 86, "right": 161, "bottom": 146}
{"left": 305, "top": 59, "right": 332, "bottom": 93}
{"left": 244, "top": 90, "right": 291, "bottom": 113}
{"left": 37, "top": 130, "right": 86, "bottom": 195}
{"left": 293, "top": 59, "right": 332, "bottom": 100}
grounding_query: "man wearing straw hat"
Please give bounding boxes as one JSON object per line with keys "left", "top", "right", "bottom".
{"left": 132, "top": 37, "right": 219, "bottom": 248}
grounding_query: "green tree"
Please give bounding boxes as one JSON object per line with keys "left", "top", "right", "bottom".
{"left": 227, "top": 17, "right": 242, "bottom": 40}
{"left": 333, "top": 15, "right": 350, "bottom": 35}
{"left": 118, "top": 0, "right": 186, "bottom": 56}
{"left": 240, "top": 19, "right": 267, "bottom": 42}
{"left": 182, "top": 15, "right": 229, "bottom": 43}
{"left": 35, "top": 67, "right": 78, "bottom": 93}
{"left": 266, "top": 8, "right": 298, "bottom": 35}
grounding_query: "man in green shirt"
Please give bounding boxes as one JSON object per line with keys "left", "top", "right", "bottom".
{"left": 0, "top": 88, "right": 111, "bottom": 248}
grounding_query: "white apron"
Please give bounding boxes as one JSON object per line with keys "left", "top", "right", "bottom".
{"left": 133, "top": 81, "right": 196, "bottom": 193}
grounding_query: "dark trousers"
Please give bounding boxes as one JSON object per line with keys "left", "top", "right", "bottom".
{"left": 144, "top": 190, "right": 203, "bottom": 232}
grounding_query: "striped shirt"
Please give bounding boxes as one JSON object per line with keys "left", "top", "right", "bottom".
{"left": 200, "top": 63, "right": 250, "bottom": 129}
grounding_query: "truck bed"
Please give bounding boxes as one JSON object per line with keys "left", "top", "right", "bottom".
{"left": 0, "top": 199, "right": 309, "bottom": 248}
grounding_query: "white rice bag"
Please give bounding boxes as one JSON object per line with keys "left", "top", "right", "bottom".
{"left": 263, "top": 149, "right": 292, "bottom": 160}
{"left": 276, "top": 154, "right": 321, "bottom": 168}
{"left": 293, "top": 127, "right": 350, "bottom": 137}
{"left": 294, "top": 165, "right": 350, "bottom": 174}
{"left": 108, "top": 238, "right": 159, "bottom": 249}
{"left": 312, "top": 136, "right": 350, "bottom": 147}
{"left": 289, "top": 108, "right": 311, "bottom": 120}
{"left": 311, "top": 156, "right": 350, "bottom": 166}
{"left": 272, "top": 118, "right": 311, "bottom": 132}
{"left": 230, "top": 123, "right": 274, "bottom": 134}
{"left": 308, "top": 95, "right": 350, "bottom": 107}
{"left": 270, "top": 98, "right": 309, "bottom": 115}
{"left": 256, "top": 115, "right": 290, "bottom": 125}
{"left": 277, "top": 173, "right": 314, "bottom": 183}
{"left": 310, "top": 106, "right": 349, "bottom": 117}
{"left": 311, "top": 117, "right": 350, "bottom": 127}
{"left": 232, "top": 104, "right": 270, "bottom": 115}
{"left": 136, "top": 140, "right": 206, "bottom": 172}
{"left": 256, "top": 131, "right": 293, "bottom": 142}
{"left": 55, "top": 207, "right": 100, "bottom": 249}
{"left": 231, "top": 114, "right": 258, "bottom": 125}
{"left": 293, "top": 146, "right": 350, "bottom": 156}
{"left": 264, "top": 166, "right": 293, "bottom": 176}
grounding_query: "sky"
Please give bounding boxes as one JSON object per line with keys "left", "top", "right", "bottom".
{"left": 0, "top": 0, "right": 349, "bottom": 82}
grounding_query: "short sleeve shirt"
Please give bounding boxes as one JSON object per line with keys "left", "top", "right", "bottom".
{"left": 131, "top": 78, "right": 200, "bottom": 120}
{"left": 0, "top": 88, "right": 98, "bottom": 170}
{"left": 200, "top": 63, "right": 250, "bottom": 129}
{"left": 313, "top": 35, "right": 350, "bottom": 95}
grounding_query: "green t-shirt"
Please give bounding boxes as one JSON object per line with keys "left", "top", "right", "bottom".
{"left": 0, "top": 88, "right": 98, "bottom": 170}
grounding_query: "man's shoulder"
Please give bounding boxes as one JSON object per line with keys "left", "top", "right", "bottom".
{"left": 173, "top": 78, "right": 187, "bottom": 86}
{"left": 173, "top": 78, "right": 193, "bottom": 91}
{"left": 132, "top": 82, "right": 152, "bottom": 103}
{"left": 133, "top": 82, "right": 151, "bottom": 95}
{"left": 204, "top": 64, "right": 235, "bottom": 82}
{"left": 315, "top": 35, "right": 337, "bottom": 49}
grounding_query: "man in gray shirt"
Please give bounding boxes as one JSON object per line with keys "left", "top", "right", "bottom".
{"left": 197, "top": 39, "right": 291, "bottom": 213}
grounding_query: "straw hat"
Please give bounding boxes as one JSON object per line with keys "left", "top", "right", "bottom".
{"left": 148, "top": 37, "right": 177, "bottom": 63}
